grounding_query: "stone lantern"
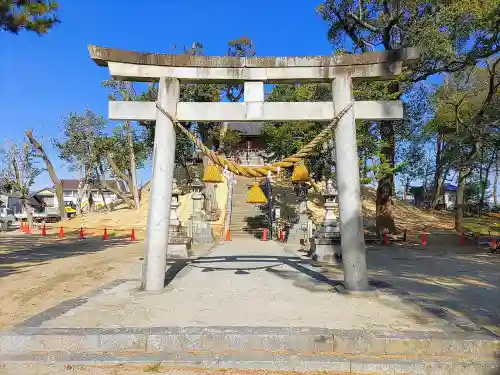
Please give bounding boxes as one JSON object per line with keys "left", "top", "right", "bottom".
{"left": 311, "top": 178, "right": 342, "bottom": 263}
{"left": 169, "top": 179, "right": 181, "bottom": 227}
{"left": 167, "top": 179, "right": 192, "bottom": 258}
{"left": 287, "top": 181, "right": 310, "bottom": 245}
{"left": 190, "top": 176, "right": 205, "bottom": 214}
{"left": 188, "top": 175, "right": 211, "bottom": 244}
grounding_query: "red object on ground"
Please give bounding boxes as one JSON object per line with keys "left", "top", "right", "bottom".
{"left": 130, "top": 228, "right": 136, "bottom": 241}
{"left": 79, "top": 227, "right": 84, "bottom": 239}
{"left": 26, "top": 224, "right": 31, "bottom": 234}
{"left": 279, "top": 230, "right": 284, "bottom": 242}
{"left": 225, "top": 229, "right": 231, "bottom": 241}
{"left": 41, "top": 225, "right": 47, "bottom": 237}
{"left": 59, "top": 226, "right": 64, "bottom": 237}
{"left": 421, "top": 231, "right": 427, "bottom": 246}
{"left": 383, "top": 229, "right": 389, "bottom": 245}
{"left": 460, "top": 232, "right": 466, "bottom": 245}
{"left": 103, "top": 228, "right": 108, "bottom": 240}
{"left": 493, "top": 238, "right": 497, "bottom": 250}
{"left": 262, "top": 228, "right": 268, "bottom": 241}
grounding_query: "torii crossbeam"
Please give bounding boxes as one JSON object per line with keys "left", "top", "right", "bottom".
{"left": 89, "top": 45, "right": 419, "bottom": 292}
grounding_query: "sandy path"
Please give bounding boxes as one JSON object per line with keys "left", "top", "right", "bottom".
{"left": 0, "top": 233, "right": 143, "bottom": 329}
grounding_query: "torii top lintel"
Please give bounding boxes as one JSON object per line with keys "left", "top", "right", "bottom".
{"left": 88, "top": 45, "right": 419, "bottom": 83}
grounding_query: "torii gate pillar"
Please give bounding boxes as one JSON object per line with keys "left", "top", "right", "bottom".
{"left": 142, "top": 78, "right": 180, "bottom": 291}
{"left": 332, "top": 74, "right": 368, "bottom": 291}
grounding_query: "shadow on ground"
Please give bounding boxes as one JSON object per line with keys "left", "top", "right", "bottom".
{"left": 358, "top": 245, "right": 500, "bottom": 334}
{"left": 166, "top": 244, "right": 500, "bottom": 336}
{"left": 0, "top": 233, "right": 134, "bottom": 279}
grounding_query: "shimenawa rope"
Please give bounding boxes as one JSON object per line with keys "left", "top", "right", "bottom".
{"left": 155, "top": 101, "right": 353, "bottom": 178}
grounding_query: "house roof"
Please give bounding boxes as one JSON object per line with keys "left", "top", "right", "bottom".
{"left": 226, "top": 122, "right": 264, "bottom": 136}
{"left": 29, "top": 187, "right": 55, "bottom": 198}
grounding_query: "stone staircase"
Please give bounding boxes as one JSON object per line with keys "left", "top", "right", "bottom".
{"left": 229, "top": 176, "right": 269, "bottom": 237}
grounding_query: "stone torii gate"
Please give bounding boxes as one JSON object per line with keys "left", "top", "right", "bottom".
{"left": 88, "top": 45, "right": 419, "bottom": 293}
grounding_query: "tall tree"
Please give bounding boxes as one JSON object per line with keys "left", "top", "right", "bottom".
{"left": 432, "top": 59, "right": 500, "bottom": 230}
{"left": 1, "top": 0, "right": 59, "bottom": 34}
{"left": 103, "top": 80, "right": 143, "bottom": 210}
{"left": 0, "top": 139, "right": 41, "bottom": 227}
{"left": 94, "top": 124, "right": 148, "bottom": 209}
{"left": 55, "top": 109, "right": 106, "bottom": 215}
{"left": 24, "top": 129, "right": 67, "bottom": 221}
{"left": 317, "top": 0, "right": 500, "bottom": 231}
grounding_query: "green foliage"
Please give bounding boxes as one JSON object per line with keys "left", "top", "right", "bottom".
{"left": 96, "top": 124, "right": 148, "bottom": 175}
{"left": 214, "top": 126, "right": 241, "bottom": 155}
{"left": 55, "top": 110, "right": 106, "bottom": 174}
{"left": 224, "top": 37, "right": 255, "bottom": 102}
{"left": 138, "top": 37, "right": 256, "bottom": 165}
{"left": 173, "top": 129, "right": 195, "bottom": 169}
{"left": 262, "top": 83, "right": 332, "bottom": 179}
{"left": 1, "top": 0, "right": 59, "bottom": 35}
{"left": 316, "top": 0, "right": 499, "bottom": 82}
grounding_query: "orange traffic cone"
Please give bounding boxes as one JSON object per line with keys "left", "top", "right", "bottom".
{"left": 225, "top": 229, "right": 231, "bottom": 241}
{"left": 460, "top": 232, "right": 466, "bottom": 245}
{"left": 41, "top": 224, "right": 47, "bottom": 237}
{"left": 130, "top": 228, "right": 136, "bottom": 241}
{"left": 492, "top": 238, "right": 497, "bottom": 250}
{"left": 103, "top": 228, "right": 108, "bottom": 240}
{"left": 262, "top": 228, "right": 268, "bottom": 241}
{"left": 383, "top": 229, "right": 389, "bottom": 245}
{"left": 59, "top": 226, "right": 64, "bottom": 237}
{"left": 79, "top": 227, "right": 84, "bottom": 239}
{"left": 26, "top": 224, "right": 31, "bottom": 234}
{"left": 421, "top": 231, "right": 427, "bottom": 246}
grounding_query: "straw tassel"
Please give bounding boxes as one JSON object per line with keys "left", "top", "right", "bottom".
{"left": 247, "top": 183, "right": 268, "bottom": 204}
{"left": 291, "top": 161, "right": 310, "bottom": 182}
{"left": 202, "top": 164, "right": 223, "bottom": 183}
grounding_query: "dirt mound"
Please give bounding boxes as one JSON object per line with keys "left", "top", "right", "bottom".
{"left": 271, "top": 179, "right": 499, "bottom": 236}
{"left": 49, "top": 181, "right": 229, "bottom": 240}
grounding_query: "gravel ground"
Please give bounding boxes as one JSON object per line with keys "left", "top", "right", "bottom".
{"left": 39, "top": 237, "right": 451, "bottom": 331}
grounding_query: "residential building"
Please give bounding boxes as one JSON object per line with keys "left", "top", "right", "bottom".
{"left": 0, "top": 192, "right": 23, "bottom": 214}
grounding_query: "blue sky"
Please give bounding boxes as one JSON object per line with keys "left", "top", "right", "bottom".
{"left": 2, "top": 1, "right": 496, "bottom": 201}
{"left": 1, "top": 0, "right": 332, "bottom": 189}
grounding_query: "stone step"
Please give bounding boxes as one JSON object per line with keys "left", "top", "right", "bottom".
{"left": 2, "top": 327, "right": 498, "bottom": 358}
{"left": 0, "top": 351, "right": 497, "bottom": 375}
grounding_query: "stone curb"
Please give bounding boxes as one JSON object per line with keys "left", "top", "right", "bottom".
{"left": 0, "top": 351, "right": 498, "bottom": 375}
{"left": 1, "top": 326, "right": 499, "bottom": 358}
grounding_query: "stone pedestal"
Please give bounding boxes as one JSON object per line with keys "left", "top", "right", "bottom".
{"left": 287, "top": 183, "right": 309, "bottom": 246}
{"left": 311, "top": 179, "right": 342, "bottom": 264}
{"left": 168, "top": 226, "right": 193, "bottom": 258}
{"left": 167, "top": 180, "right": 192, "bottom": 258}
{"left": 189, "top": 177, "right": 212, "bottom": 244}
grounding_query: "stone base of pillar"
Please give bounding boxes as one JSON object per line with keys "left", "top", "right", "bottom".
{"left": 312, "top": 238, "right": 342, "bottom": 264}
{"left": 167, "top": 225, "right": 193, "bottom": 258}
{"left": 287, "top": 213, "right": 309, "bottom": 245}
{"left": 167, "top": 237, "right": 193, "bottom": 258}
